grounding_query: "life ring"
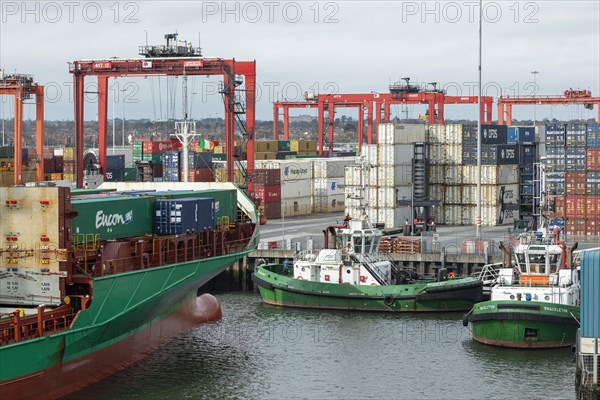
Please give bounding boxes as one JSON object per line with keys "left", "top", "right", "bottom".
{"left": 448, "top": 272, "right": 456, "bottom": 279}
{"left": 296, "top": 276, "right": 303, "bottom": 280}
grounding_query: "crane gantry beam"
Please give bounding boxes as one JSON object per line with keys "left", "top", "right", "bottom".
{"left": 273, "top": 91, "right": 493, "bottom": 154}
{"left": 0, "top": 73, "right": 44, "bottom": 185}
{"left": 498, "top": 89, "right": 600, "bottom": 125}
{"left": 69, "top": 57, "right": 256, "bottom": 190}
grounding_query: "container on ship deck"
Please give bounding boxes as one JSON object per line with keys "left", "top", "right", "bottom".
{"left": 106, "top": 154, "right": 125, "bottom": 170}
{"left": 586, "top": 123, "right": 599, "bottom": 147}
{"left": 148, "top": 188, "right": 237, "bottom": 223}
{"left": 188, "top": 152, "right": 213, "bottom": 168}
{"left": 154, "top": 197, "right": 215, "bottom": 235}
{"left": 143, "top": 141, "right": 175, "bottom": 154}
{"left": 587, "top": 148, "right": 600, "bottom": 171}
{"left": 71, "top": 195, "right": 154, "bottom": 241}
{"left": 187, "top": 168, "right": 213, "bottom": 182}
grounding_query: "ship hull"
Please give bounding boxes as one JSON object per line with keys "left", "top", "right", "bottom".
{"left": 465, "top": 300, "right": 580, "bottom": 349}
{"left": 252, "top": 267, "right": 483, "bottom": 312}
{"left": 0, "top": 250, "right": 250, "bottom": 400}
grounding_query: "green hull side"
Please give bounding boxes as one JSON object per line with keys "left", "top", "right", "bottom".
{"left": 253, "top": 267, "right": 482, "bottom": 312}
{"left": 468, "top": 300, "right": 580, "bottom": 348}
{"left": 0, "top": 248, "right": 252, "bottom": 383}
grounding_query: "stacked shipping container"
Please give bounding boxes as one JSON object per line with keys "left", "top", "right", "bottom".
{"left": 545, "top": 123, "right": 600, "bottom": 237}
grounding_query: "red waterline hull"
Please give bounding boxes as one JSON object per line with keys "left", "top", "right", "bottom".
{"left": 0, "top": 293, "right": 222, "bottom": 400}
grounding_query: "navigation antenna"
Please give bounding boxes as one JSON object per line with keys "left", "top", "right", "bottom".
{"left": 172, "top": 69, "right": 199, "bottom": 182}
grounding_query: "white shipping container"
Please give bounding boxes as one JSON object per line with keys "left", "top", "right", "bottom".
{"left": 377, "top": 187, "right": 396, "bottom": 208}
{"left": 361, "top": 144, "right": 379, "bottom": 165}
{"left": 428, "top": 144, "right": 444, "bottom": 164}
{"left": 444, "top": 124, "right": 463, "bottom": 145}
{"left": 366, "top": 187, "right": 379, "bottom": 205}
{"left": 376, "top": 207, "right": 412, "bottom": 228}
{"left": 377, "top": 163, "right": 413, "bottom": 186}
{"left": 379, "top": 123, "right": 427, "bottom": 144}
{"left": 378, "top": 144, "right": 413, "bottom": 166}
{"left": 313, "top": 157, "right": 356, "bottom": 179}
{"left": 313, "top": 194, "right": 345, "bottom": 213}
{"left": 461, "top": 184, "right": 520, "bottom": 205}
{"left": 444, "top": 185, "right": 463, "bottom": 205}
{"left": 428, "top": 165, "right": 446, "bottom": 184}
{"left": 432, "top": 205, "right": 444, "bottom": 225}
{"left": 444, "top": 205, "right": 464, "bottom": 225}
{"left": 444, "top": 165, "right": 463, "bottom": 185}
{"left": 367, "top": 167, "right": 378, "bottom": 186}
{"left": 463, "top": 206, "right": 519, "bottom": 226}
{"left": 314, "top": 178, "right": 345, "bottom": 196}
{"left": 345, "top": 165, "right": 363, "bottom": 186}
{"left": 282, "top": 178, "right": 313, "bottom": 198}
{"left": 428, "top": 184, "right": 445, "bottom": 204}
{"left": 441, "top": 144, "right": 462, "bottom": 164}
{"left": 462, "top": 165, "right": 519, "bottom": 185}
{"left": 280, "top": 160, "right": 313, "bottom": 182}
{"left": 282, "top": 196, "right": 313, "bottom": 217}
{"left": 427, "top": 125, "right": 445, "bottom": 144}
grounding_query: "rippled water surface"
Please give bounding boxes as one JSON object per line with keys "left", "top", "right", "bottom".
{"left": 66, "top": 292, "right": 576, "bottom": 400}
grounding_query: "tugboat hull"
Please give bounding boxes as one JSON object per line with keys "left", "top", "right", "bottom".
{"left": 465, "top": 301, "right": 580, "bottom": 348}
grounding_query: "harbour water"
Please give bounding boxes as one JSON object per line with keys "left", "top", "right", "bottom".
{"left": 67, "top": 292, "right": 576, "bottom": 400}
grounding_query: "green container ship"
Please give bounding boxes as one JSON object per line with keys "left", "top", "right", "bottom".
{"left": 252, "top": 216, "right": 483, "bottom": 312}
{"left": 463, "top": 232, "right": 581, "bottom": 348}
{"left": 0, "top": 182, "right": 258, "bottom": 399}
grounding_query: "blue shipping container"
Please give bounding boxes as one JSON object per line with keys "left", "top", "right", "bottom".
{"left": 580, "top": 249, "right": 600, "bottom": 338}
{"left": 105, "top": 168, "right": 124, "bottom": 182}
{"left": 587, "top": 123, "right": 599, "bottom": 147}
{"left": 507, "top": 127, "right": 518, "bottom": 143}
{"left": 518, "top": 127, "right": 535, "bottom": 143}
{"left": 481, "top": 124, "right": 508, "bottom": 145}
{"left": 106, "top": 154, "right": 125, "bottom": 170}
{"left": 154, "top": 197, "right": 215, "bottom": 235}
{"left": 497, "top": 144, "right": 520, "bottom": 164}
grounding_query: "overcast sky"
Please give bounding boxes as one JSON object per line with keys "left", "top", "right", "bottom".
{"left": 1, "top": 1, "right": 599, "bottom": 123}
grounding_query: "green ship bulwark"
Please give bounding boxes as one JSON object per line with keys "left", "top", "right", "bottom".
{"left": 0, "top": 249, "right": 251, "bottom": 400}
{"left": 252, "top": 266, "right": 483, "bottom": 312}
{"left": 464, "top": 300, "right": 580, "bottom": 349}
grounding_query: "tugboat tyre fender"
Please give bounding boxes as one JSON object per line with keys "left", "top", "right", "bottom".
{"left": 383, "top": 295, "right": 395, "bottom": 306}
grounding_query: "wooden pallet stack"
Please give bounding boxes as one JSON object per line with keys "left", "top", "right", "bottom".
{"left": 379, "top": 236, "right": 421, "bottom": 254}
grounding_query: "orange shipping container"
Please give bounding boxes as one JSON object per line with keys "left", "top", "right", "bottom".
{"left": 587, "top": 148, "right": 600, "bottom": 171}
{"left": 585, "top": 195, "right": 599, "bottom": 219}
{"left": 565, "top": 195, "right": 586, "bottom": 218}
{"left": 566, "top": 172, "right": 586, "bottom": 195}
{"left": 547, "top": 195, "right": 566, "bottom": 218}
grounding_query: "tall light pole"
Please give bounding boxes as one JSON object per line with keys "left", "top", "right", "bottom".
{"left": 121, "top": 87, "right": 126, "bottom": 147}
{"left": 531, "top": 70, "right": 539, "bottom": 130}
{"left": 281, "top": 181, "right": 286, "bottom": 249}
{"left": 476, "top": 0, "right": 483, "bottom": 239}
{"left": 112, "top": 79, "right": 116, "bottom": 154}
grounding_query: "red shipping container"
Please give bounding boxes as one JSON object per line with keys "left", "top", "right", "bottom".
{"left": 43, "top": 158, "right": 56, "bottom": 173}
{"left": 547, "top": 195, "right": 566, "bottom": 218}
{"left": 587, "top": 219, "right": 600, "bottom": 236}
{"left": 254, "top": 184, "right": 281, "bottom": 203}
{"left": 54, "top": 156, "right": 63, "bottom": 172}
{"left": 585, "top": 195, "right": 599, "bottom": 218}
{"left": 587, "top": 148, "right": 600, "bottom": 171}
{"left": 254, "top": 169, "right": 280, "bottom": 185}
{"left": 566, "top": 195, "right": 586, "bottom": 218}
{"left": 263, "top": 201, "right": 281, "bottom": 219}
{"left": 143, "top": 141, "right": 176, "bottom": 154}
{"left": 566, "top": 172, "right": 586, "bottom": 195}
{"left": 566, "top": 219, "right": 576, "bottom": 236}
{"left": 188, "top": 168, "right": 213, "bottom": 182}
{"left": 153, "top": 164, "right": 163, "bottom": 178}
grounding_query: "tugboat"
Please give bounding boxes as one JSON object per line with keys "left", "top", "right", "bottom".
{"left": 463, "top": 229, "right": 580, "bottom": 348}
{"left": 252, "top": 214, "right": 483, "bottom": 312}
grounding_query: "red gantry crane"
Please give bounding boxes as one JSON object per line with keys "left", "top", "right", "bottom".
{"left": 273, "top": 79, "right": 493, "bottom": 154}
{"left": 0, "top": 72, "right": 44, "bottom": 184}
{"left": 69, "top": 34, "right": 256, "bottom": 190}
{"left": 498, "top": 89, "right": 600, "bottom": 125}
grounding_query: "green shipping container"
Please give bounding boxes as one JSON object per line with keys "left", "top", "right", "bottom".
{"left": 71, "top": 196, "right": 154, "bottom": 241}
{"left": 211, "top": 153, "right": 226, "bottom": 161}
{"left": 71, "top": 188, "right": 118, "bottom": 196}
{"left": 277, "top": 140, "right": 290, "bottom": 152}
{"left": 148, "top": 189, "right": 237, "bottom": 224}
{"left": 142, "top": 153, "right": 163, "bottom": 164}
{"left": 123, "top": 167, "right": 137, "bottom": 181}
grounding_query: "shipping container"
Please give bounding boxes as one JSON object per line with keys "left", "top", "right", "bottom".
{"left": 105, "top": 168, "right": 124, "bottom": 182}
{"left": 462, "top": 205, "right": 519, "bottom": 226}
{"left": 254, "top": 152, "right": 277, "bottom": 160}
{"left": 188, "top": 152, "right": 213, "bottom": 168}
{"left": 586, "top": 123, "right": 599, "bottom": 147}
{"left": 106, "top": 154, "right": 125, "bottom": 170}
{"left": 427, "top": 184, "right": 444, "bottom": 204}
{"left": 481, "top": 124, "right": 507, "bottom": 145}
{"left": 254, "top": 169, "right": 281, "bottom": 185}
{"left": 378, "top": 144, "right": 414, "bottom": 166}
{"left": 290, "top": 140, "right": 317, "bottom": 152}
{"left": 154, "top": 197, "right": 215, "bottom": 234}
{"left": 263, "top": 201, "right": 281, "bottom": 219}
{"left": 375, "top": 207, "right": 412, "bottom": 229}
{"left": 254, "top": 185, "right": 282, "bottom": 203}
{"left": 497, "top": 144, "right": 520, "bottom": 164}
{"left": 282, "top": 196, "right": 312, "bottom": 217}
{"left": 254, "top": 140, "right": 279, "bottom": 153}
{"left": 379, "top": 123, "right": 427, "bottom": 144}
{"left": 313, "top": 157, "right": 356, "bottom": 179}
{"left": 143, "top": 141, "right": 176, "bottom": 154}
{"left": 587, "top": 172, "right": 600, "bottom": 195}
{"left": 427, "top": 124, "right": 446, "bottom": 144}
{"left": 360, "top": 144, "right": 378, "bottom": 165}
{"left": 545, "top": 124, "right": 566, "bottom": 144}
{"left": 566, "top": 195, "right": 586, "bottom": 218}
{"left": 581, "top": 249, "right": 600, "bottom": 337}
{"left": 566, "top": 123, "right": 587, "bottom": 147}
{"left": 566, "top": 147, "right": 586, "bottom": 171}
{"left": 587, "top": 148, "right": 600, "bottom": 171}
{"left": 461, "top": 184, "right": 519, "bottom": 205}
{"left": 377, "top": 163, "right": 413, "bottom": 186}
{"left": 517, "top": 127, "right": 535, "bottom": 143}
{"left": 375, "top": 186, "right": 412, "bottom": 208}
{"left": 462, "top": 165, "right": 519, "bottom": 185}
{"left": 313, "top": 194, "right": 345, "bottom": 213}
{"left": 313, "top": 178, "right": 345, "bottom": 197}
{"left": 278, "top": 140, "right": 291, "bottom": 152}
{"left": 585, "top": 195, "right": 599, "bottom": 219}
{"left": 282, "top": 178, "right": 313, "bottom": 199}
{"left": 71, "top": 196, "right": 154, "bottom": 241}
{"left": 507, "top": 127, "right": 518, "bottom": 143}
{"left": 148, "top": 188, "right": 237, "bottom": 224}
{"left": 461, "top": 124, "right": 477, "bottom": 144}
{"left": 188, "top": 168, "right": 213, "bottom": 182}
{"left": 63, "top": 147, "right": 76, "bottom": 161}
{"left": 566, "top": 171, "right": 586, "bottom": 195}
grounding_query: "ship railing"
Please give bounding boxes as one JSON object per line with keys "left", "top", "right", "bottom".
{"left": 0, "top": 304, "right": 74, "bottom": 345}
{"left": 473, "top": 262, "right": 503, "bottom": 286}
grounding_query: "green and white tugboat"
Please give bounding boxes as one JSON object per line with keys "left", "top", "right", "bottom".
{"left": 252, "top": 214, "right": 483, "bottom": 312}
{"left": 464, "top": 231, "right": 580, "bottom": 348}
